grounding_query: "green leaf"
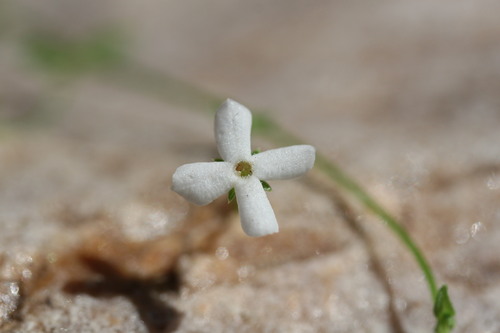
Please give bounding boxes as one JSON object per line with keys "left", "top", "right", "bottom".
{"left": 213, "top": 158, "right": 224, "bottom": 162}
{"left": 251, "top": 149, "right": 260, "bottom": 155}
{"left": 227, "top": 188, "right": 236, "bottom": 203}
{"left": 434, "top": 285, "right": 455, "bottom": 333}
{"left": 261, "top": 180, "right": 272, "bottom": 192}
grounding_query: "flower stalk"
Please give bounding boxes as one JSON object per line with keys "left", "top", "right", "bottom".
{"left": 251, "top": 110, "right": 455, "bottom": 333}
{"left": 106, "top": 63, "right": 454, "bottom": 332}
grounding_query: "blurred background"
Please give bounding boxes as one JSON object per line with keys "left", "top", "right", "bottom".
{"left": 1, "top": 0, "right": 500, "bottom": 332}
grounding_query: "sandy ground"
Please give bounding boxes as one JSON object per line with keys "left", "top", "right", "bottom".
{"left": 1, "top": 1, "right": 500, "bottom": 332}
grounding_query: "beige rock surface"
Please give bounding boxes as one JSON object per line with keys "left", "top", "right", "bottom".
{"left": 1, "top": 1, "right": 500, "bottom": 332}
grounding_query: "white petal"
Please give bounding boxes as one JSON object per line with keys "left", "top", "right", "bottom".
{"left": 251, "top": 145, "right": 316, "bottom": 180}
{"left": 215, "top": 99, "right": 252, "bottom": 163}
{"left": 235, "top": 177, "right": 278, "bottom": 237}
{"left": 172, "top": 162, "right": 235, "bottom": 205}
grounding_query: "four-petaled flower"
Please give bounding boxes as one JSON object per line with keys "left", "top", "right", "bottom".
{"left": 172, "top": 99, "right": 315, "bottom": 237}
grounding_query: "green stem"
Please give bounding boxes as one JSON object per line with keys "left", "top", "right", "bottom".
{"left": 315, "top": 153, "right": 438, "bottom": 297}
{"left": 251, "top": 113, "right": 438, "bottom": 299}
{"left": 103, "top": 62, "right": 452, "bottom": 331}
{"left": 251, "top": 111, "right": 454, "bottom": 332}
{"left": 108, "top": 65, "right": 441, "bottom": 299}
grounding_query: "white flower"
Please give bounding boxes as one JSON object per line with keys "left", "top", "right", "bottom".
{"left": 172, "top": 99, "right": 315, "bottom": 237}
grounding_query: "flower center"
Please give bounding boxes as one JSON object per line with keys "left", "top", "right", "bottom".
{"left": 235, "top": 161, "right": 253, "bottom": 177}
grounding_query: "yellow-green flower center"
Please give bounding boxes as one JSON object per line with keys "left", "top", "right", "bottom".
{"left": 235, "top": 161, "right": 253, "bottom": 177}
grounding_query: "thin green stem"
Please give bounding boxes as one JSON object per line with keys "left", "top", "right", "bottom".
{"left": 107, "top": 65, "right": 441, "bottom": 298}
{"left": 315, "top": 153, "right": 438, "bottom": 298}
{"left": 251, "top": 112, "right": 438, "bottom": 299}
{"left": 251, "top": 111, "right": 453, "bottom": 332}
{"left": 102, "top": 62, "right": 452, "bottom": 331}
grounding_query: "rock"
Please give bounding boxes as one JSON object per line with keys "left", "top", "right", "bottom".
{"left": 1, "top": 0, "right": 500, "bottom": 332}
